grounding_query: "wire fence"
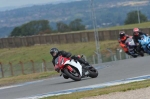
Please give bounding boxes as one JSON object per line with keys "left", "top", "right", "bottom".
{"left": 0, "top": 60, "right": 54, "bottom": 78}
{"left": 0, "top": 51, "right": 149, "bottom": 78}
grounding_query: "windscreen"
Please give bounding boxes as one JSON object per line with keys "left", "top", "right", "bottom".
{"left": 125, "top": 38, "right": 135, "bottom": 46}
{"left": 54, "top": 56, "right": 64, "bottom": 66}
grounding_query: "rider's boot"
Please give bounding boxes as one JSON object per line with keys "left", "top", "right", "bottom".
{"left": 77, "top": 57, "right": 91, "bottom": 66}
{"left": 81, "top": 67, "right": 89, "bottom": 78}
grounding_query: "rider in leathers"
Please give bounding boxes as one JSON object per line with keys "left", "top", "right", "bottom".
{"left": 118, "top": 31, "right": 131, "bottom": 55}
{"left": 132, "top": 28, "right": 147, "bottom": 53}
{"left": 50, "top": 48, "right": 90, "bottom": 72}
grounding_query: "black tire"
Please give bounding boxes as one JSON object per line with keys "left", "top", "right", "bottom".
{"left": 140, "top": 51, "right": 144, "bottom": 57}
{"left": 139, "top": 51, "right": 144, "bottom": 57}
{"left": 132, "top": 55, "right": 137, "bottom": 58}
{"left": 63, "top": 74, "right": 69, "bottom": 79}
{"left": 64, "top": 67, "right": 81, "bottom": 81}
{"left": 88, "top": 67, "right": 98, "bottom": 78}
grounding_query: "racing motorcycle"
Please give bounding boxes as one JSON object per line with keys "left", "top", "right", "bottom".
{"left": 138, "top": 35, "right": 150, "bottom": 54}
{"left": 54, "top": 55, "right": 98, "bottom": 81}
{"left": 125, "top": 37, "right": 144, "bottom": 58}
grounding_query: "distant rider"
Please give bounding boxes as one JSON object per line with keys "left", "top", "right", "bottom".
{"left": 132, "top": 28, "right": 147, "bottom": 53}
{"left": 118, "top": 31, "right": 131, "bottom": 55}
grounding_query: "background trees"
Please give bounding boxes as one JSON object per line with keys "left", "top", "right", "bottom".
{"left": 56, "top": 22, "right": 70, "bottom": 32}
{"left": 10, "top": 18, "right": 86, "bottom": 36}
{"left": 69, "top": 19, "right": 85, "bottom": 31}
{"left": 56, "top": 18, "right": 85, "bottom": 33}
{"left": 124, "top": 10, "right": 148, "bottom": 25}
{"left": 10, "top": 20, "right": 52, "bottom": 36}
{"left": 9, "top": 9, "right": 148, "bottom": 37}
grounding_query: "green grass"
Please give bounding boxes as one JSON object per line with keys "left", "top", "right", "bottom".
{"left": 0, "top": 22, "right": 149, "bottom": 98}
{"left": 0, "top": 40, "right": 121, "bottom": 86}
{"left": 0, "top": 21, "right": 149, "bottom": 86}
{"left": 98, "top": 21, "right": 150, "bottom": 31}
{"left": 0, "top": 41, "right": 119, "bottom": 65}
{"left": 0, "top": 71, "right": 58, "bottom": 87}
{"left": 41, "top": 79, "right": 150, "bottom": 99}
{"left": 1, "top": 21, "right": 150, "bottom": 65}
{"left": 0, "top": 40, "right": 119, "bottom": 78}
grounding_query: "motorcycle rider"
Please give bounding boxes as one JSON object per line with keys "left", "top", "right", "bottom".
{"left": 132, "top": 28, "right": 147, "bottom": 53}
{"left": 118, "top": 31, "right": 131, "bottom": 55}
{"left": 50, "top": 48, "right": 91, "bottom": 73}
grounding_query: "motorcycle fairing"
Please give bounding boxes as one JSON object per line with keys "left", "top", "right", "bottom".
{"left": 64, "top": 59, "right": 82, "bottom": 76}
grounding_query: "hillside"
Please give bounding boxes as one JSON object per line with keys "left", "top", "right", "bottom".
{"left": 0, "top": 0, "right": 150, "bottom": 37}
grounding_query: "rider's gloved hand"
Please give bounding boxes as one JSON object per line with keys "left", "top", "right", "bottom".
{"left": 71, "top": 55, "right": 77, "bottom": 60}
{"left": 71, "top": 55, "right": 78, "bottom": 63}
{"left": 54, "top": 65, "right": 60, "bottom": 72}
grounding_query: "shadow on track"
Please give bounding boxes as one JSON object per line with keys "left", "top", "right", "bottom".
{"left": 51, "top": 77, "right": 92, "bottom": 85}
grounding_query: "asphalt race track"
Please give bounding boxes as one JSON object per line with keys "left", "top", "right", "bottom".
{"left": 0, "top": 56, "right": 150, "bottom": 99}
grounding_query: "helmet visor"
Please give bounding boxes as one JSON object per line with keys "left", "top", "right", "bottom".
{"left": 121, "top": 36, "right": 126, "bottom": 41}
{"left": 134, "top": 32, "right": 139, "bottom": 36}
{"left": 120, "top": 34, "right": 125, "bottom": 38}
{"left": 50, "top": 51, "right": 57, "bottom": 57}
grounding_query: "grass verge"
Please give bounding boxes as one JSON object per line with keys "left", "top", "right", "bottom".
{"left": 0, "top": 40, "right": 119, "bottom": 64}
{"left": 98, "top": 21, "right": 150, "bottom": 31}
{"left": 0, "top": 71, "right": 58, "bottom": 87}
{"left": 41, "top": 79, "right": 150, "bottom": 99}
{"left": 0, "top": 40, "right": 119, "bottom": 86}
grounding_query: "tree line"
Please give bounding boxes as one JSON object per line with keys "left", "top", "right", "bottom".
{"left": 10, "top": 10, "right": 148, "bottom": 37}
{"left": 10, "top": 18, "right": 85, "bottom": 36}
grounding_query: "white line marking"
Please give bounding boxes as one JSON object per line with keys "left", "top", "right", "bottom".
{"left": 17, "top": 74, "right": 150, "bottom": 99}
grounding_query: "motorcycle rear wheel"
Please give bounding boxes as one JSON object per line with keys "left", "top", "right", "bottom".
{"left": 139, "top": 51, "right": 144, "bottom": 56}
{"left": 88, "top": 67, "right": 98, "bottom": 78}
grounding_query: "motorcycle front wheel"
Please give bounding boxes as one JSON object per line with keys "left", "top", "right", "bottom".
{"left": 64, "top": 66, "right": 81, "bottom": 81}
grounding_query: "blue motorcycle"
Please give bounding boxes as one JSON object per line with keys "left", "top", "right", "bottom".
{"left": 138, "top": 35, "right": 150, "bottom": 54}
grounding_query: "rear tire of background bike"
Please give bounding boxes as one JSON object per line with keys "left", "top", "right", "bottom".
{"left": 88, "top": 67, "right": 98, "bottom": 78}
{"left": 64, "top": 68, "right": 81, "bottom": 81}
{"left": 139, "top": 51, "right": 144, "bottom": 57}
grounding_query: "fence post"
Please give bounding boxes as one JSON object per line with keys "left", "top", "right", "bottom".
{"left": 117, "top": 49, "right": 122, "bottom": 60}
{"left": 30, "top": 60, "right": 35, "bottom": 73}
{"left": 113, "top": 55, "right": 117, "bottom": 61}
{"left": 107, "top": 48, "right": 114, "bottom": 61}
{"left": 0, "top": 62, "right": 4, "bottom": 78}
{"left": 9, "top": 62, "right": 14, "bottom": 76}
{"left": 19, "top": 61, "right": 25, "bottom": 75}
{"left": 93, "top": 55, "right": 96, "bottom": 64}
{"left": 42, "top": 59, "right": 47, "bottom": 72}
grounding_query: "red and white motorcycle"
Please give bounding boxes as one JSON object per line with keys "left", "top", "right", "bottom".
{"left": 54, "top": 55, "right": 98, "bottom": 81}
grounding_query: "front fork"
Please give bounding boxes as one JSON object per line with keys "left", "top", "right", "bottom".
{"left": 66, "top": 65, "right": 73, "bottom": 72}
{"left": 60, "top": 65, "right": 73, "bottom": 76}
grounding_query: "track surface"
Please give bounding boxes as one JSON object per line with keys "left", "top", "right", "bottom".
{"left": 0, "top": 56, "right": 150, "bottom": 99}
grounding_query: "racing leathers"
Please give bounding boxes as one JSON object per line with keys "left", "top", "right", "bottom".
{"left": 118, "top": 35, "right": 131, "bottom": 55}
{"left": 132, "top": 32, "right": 147, "bottom": 52}
{"left": 52, "top": 51, "right": 90, "bottom": 68}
